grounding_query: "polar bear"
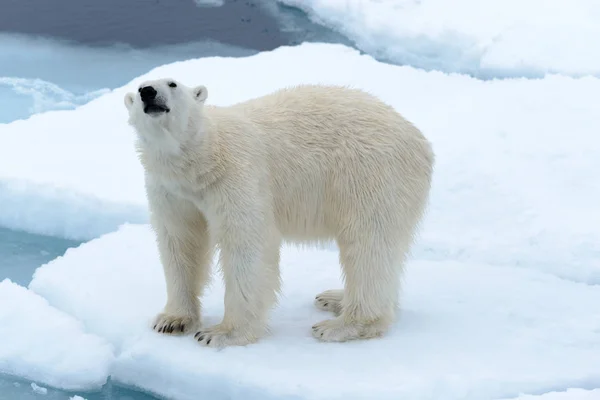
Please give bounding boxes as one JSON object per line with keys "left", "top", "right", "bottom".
{"left": 124, "top": 78, "right": 434, "bottom": 347}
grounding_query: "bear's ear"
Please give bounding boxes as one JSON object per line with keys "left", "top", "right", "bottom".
{"left": 193, "top": 85, "right": 208, "bottom": 103}
{"left": 124, "top": 93, "right": 135, "bottom": 110}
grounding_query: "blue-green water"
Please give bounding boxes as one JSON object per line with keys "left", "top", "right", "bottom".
{"left": 0, "top": 227, "right": 80, "bottom": 287}
{"left": 0, "top": 378, "right": 160, "bottom": 400}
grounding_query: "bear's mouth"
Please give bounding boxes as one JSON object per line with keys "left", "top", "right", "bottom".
{"left": 144, "top": 104, "right": 170, "bottom": 114}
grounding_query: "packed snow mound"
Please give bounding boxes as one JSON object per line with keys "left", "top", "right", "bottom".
{"left": 0, "top": 279, "right": 114, "bottom": 390}
{"left": 0, "top": 43, "right": 598, "bottom": 283}
{"left": 5, "top": 224, "right": 595, "bottom": 399}
{"left": 278, "top": 0, "right": 600, "bottom": 78}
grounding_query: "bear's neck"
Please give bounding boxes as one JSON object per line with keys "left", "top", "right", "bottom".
{"left": 137, "top": 120, "right": 226, "bottom": 190}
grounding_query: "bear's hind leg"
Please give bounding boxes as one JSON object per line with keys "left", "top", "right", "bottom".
{"left": 311, "top": 230, "right": 408, "bottom": 342}
{"left": 152, "top": 207, "right": 212, "bottom": 336}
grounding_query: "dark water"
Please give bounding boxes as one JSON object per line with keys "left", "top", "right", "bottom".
{"left": 0, "top": 0, "right": 347, "bottom": 51}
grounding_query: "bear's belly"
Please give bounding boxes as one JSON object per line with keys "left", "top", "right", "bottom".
{"left": 272, "top": 191, "right": 336, "bottom": 243}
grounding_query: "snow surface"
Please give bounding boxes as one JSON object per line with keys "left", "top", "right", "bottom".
{"left": 0, "top": 41, "right": 599, "bottom": 399}
{"left": 1, "top": 42, "right": 598, "bottom": 284}
{"left": 9, "top": 224, "right": 599, "bottom": 399}
{"left": 277, "top": 0, "right": 600, "bottom": 78}
{"left": 0, "top": 279, "right": 114, "bottom": 390}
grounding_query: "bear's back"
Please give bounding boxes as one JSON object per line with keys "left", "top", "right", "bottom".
{"left": 213, "top": 85, "right": 434, "bottom": 241}
{"left": 229, "top": 84, "right": 432, "bottom": 171}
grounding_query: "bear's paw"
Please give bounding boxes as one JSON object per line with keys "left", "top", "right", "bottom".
{"left": 153, "top": 313, "right": 198, "bottom": 336}
{"left": 194, "top": 322, "right": 264, "bottom": 348}
{"left": 311, "top": 316, "right": 388, "bottom": 342}
{"left": 314, "top": 289, "right": 344, "bottom": 316}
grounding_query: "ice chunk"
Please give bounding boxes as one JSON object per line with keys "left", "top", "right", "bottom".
{"left": 194, "top": 0, "right": 225, "bottom": 7}
{"left": 0, "top": 279, "right": 114, "bottom": 391}
{"left": 30, "top": 382, "right": 47, "bottom": 395}
{"left": 28, "top": 224, "right": 600, "bottom": 400}
{"left": 278, "top": 0, "right": 600, "bottom": 78}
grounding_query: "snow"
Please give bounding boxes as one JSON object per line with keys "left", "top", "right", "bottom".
{"left": 0, "top": 36, "right": 599, "bottom": 400}
{"left": 1, "top": 224, "right": 592, "bottom": 399}
{"left": 504, "top": 389, "right": 600, "bottom": 400}
{"left": 30, "top": 382, "right": 48, "bottom": 395}
{"left": 1, "top": 43, "right": 598, "bottom": 283}
{"left": 0, "top": 279, "right": 114, "bottom": 391}
{"left": 277, "top": 0, "right": 600, "bottom": 78}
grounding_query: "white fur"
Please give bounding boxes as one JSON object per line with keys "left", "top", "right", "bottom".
{"left": 124, "top": 79, "right": 434, "bottom": 347}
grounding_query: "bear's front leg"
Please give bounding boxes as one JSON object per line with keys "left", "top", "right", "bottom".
{"left": 149, "top": 193, "right": 212, "bottom": 336}
{"left": 195, "top": 212, "right": 281, "bottom": 347}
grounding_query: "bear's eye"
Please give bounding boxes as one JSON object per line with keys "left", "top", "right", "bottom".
{"left": 168, "top": 82, "right": 177, "bottom": 88}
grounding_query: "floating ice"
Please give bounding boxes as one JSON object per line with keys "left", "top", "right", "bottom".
{"left": 20, "top": 224, "right": 600, "bottom": 400}
{"left": 0, "top": 43, "right": 598, "bottom": 282}
{"left": 194, "top": 0, "right": 225, "bottom": 7}
{"left": 0, "top": 42, "right": 599, "bottom": 399}
{"left": 30, "top": 382, "right": 48, "bottom": 395}
{"left": 0, "top": 280, "right": 114, "bottom": 391}
{"left": 278, "top": 0, "right": 600, "bottom": 78}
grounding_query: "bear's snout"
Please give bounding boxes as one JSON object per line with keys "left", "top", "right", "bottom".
{"left": 140, "top": 86, "right": 158, "bottom": 103}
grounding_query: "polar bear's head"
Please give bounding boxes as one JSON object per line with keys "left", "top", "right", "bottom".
{"left": 124, "top": 78, "right": 208, "bottom": 146}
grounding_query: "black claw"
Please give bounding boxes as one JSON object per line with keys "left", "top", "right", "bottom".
{"left": 153, "top": 324, "right": 157, "bottom": 330}
{"left": 180, "top": 325, "right": 185, "bottom": 332}
{"left": 206, "top": 338, "right": 211, "bottom": 345}
{"left": 320, "top": 332, "right": 324, "bottom": 337}
{"left": 194, "top": 332, "right": 200, "bottom": 339}
{"left": 323, "top": 302, "right": 329, "bottom": 307}
{"left": 198, "top": 334, "right": 205, "bottom": 341}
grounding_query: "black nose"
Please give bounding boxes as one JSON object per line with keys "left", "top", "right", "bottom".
{"left": 140, "top": 86, "right": 157, "bottom": 102}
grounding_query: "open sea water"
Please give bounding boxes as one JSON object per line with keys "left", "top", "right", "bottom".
{"left": 0, "top": 1, "right": 348, "bottom": 398}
